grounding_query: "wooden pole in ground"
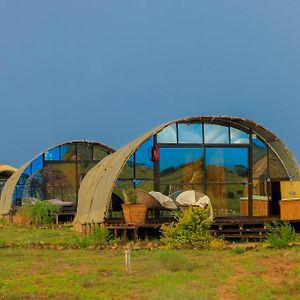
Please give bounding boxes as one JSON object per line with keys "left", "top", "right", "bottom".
{"left": 125, "top": 249, "right": 131, "bottom": 273}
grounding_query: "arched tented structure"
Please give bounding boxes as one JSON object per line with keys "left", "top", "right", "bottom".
{"left": 0, "top": 141, "right": 114, "bottom": 215}
{"left": 0, "top": 164, "right": 17, "bottom": 197}
{"left": 74, "top": 116, "right": 300, "bottom": 226}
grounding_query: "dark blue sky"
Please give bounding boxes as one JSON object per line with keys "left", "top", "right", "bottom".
{"left": 0, "top": 1, "right": 299, "bottom": 167}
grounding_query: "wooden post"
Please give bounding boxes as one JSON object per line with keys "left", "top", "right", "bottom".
{"left": 125, "top": 250, "right": 131, "bottom": 273}
{"left": 134, "top": 226, "right": 138, "bottom": 241}
{"left": 124, "top": 227, "right": 127, "bottom": 241}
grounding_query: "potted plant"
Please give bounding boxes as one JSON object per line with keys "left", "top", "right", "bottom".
{"left": 122, "top": 188, "right": 147, "bottom": 224}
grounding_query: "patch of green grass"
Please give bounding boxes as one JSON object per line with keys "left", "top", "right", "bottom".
{"left": 154, "top": 249, "right": 198, "bottom": 272}
{"left": 0, "top": 248, "right": 300, "bottom": 299}
{"left": 231, "top": 246, "right": 246, "bottom": 255}
{"left": 0, "top": 223, "right": 300, "bottom": 299}
{"left": 0, "top": 222, "right": 110, "bottom": 248}
{"left": 237, "top": 276, "right": 274, "bottom": 300}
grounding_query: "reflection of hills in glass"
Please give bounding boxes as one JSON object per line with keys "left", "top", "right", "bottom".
{"left": 252, "top": 142, "right": 287, "bottom": 179}
{"left": 119, "top": 160, "right": 154, "bottom": 179}
{"left": 136, "top": 163, "right": 153, "bottom": 179}
{"left": 160, "top": 158, "right": 248, "bottom": 184}
{"left": 160, "top": 158, "right": 203, "bottom": 184}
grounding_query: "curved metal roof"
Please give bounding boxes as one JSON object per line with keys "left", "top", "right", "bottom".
{"left": 0, "top": 140, "right": 114, "bottom": 215}
{"left": 74, "top": 116, "right": 300, "bottom": 225}
{"left": 0, "top": 164, "right": 17, "bottom": 178}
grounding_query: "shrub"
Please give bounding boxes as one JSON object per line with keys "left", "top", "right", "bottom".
{"left": 209, "top": 238, "right": 226, "bottom": 250}
{"left": 75, "top": 236, "right": 90, "bottom": 249}
{"left": 75, "top": 224, "right": 111, "bottom": 248}
{"left": 90, "top": 224, "right": 110, "bottom": 244}
{"left": 266, "top": 221, "right": 296, "bottom": 249}
{"left": 160, "top": 207, "right": 213, "bottom": 249}
{"left": 17, "top": 201, "right": 59, "bottom": 225}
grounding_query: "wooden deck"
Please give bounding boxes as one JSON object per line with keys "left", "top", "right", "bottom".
{"left": 105, "top": 216, "right": 300, "bottom": 240}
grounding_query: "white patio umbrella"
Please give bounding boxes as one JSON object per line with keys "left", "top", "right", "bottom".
{"left": 175, "top": 190, "right": 213, "bottom": 220}
{"left": 149, "top": 191, "right": 178, "bottom": 210}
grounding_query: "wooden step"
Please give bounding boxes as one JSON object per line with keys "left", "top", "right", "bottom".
{"left": 219, "top": 234, "right": 265, "bottom": 239}
{"left": 210, "top": 228, "right": 268, "bottom": 233}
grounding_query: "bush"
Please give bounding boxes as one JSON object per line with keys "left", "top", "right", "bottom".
{"left": 17, "top": 201, "right": 59, "bottom": 225}
{"left": 209, "top": 238, "right": 226, "bottom": 250}
{"left": 75, "top": 236, "right": 91, "bottom": 249}
{"left": 160, "top": 207, "right": 213, "bottom": 249}
{"left": 266, "top": 221, "right": 296, "bottom": 249}
{"left": 90, "top": 224, "right": 110, "bottom": 244}
{"left": 75, "top": 224, "right": 111, "bottom": 248}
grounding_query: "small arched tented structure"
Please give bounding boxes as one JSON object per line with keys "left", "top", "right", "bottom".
{"left": 0, "top": 164, "right": 17, "bottom": 179}
{"left": 0, "top": 164, "right": 17, "bottom": 197}
{"left": 74, "top": 116, "right": 300, "bottom": 226}
{"left": 0, "top": 141, "right": 114, "bottom": 215}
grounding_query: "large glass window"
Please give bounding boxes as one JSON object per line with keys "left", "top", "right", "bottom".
{"left": 205, "top": 148, "right": 249, "bottom": 183}
{"left": 44, "top": 163, "right": 77, "bottom": 202}
{"left": 93, "top": 146, "right": 109, "bottom": 160}
{"left": 157, "top": 124, "right": 177, "bottom": 143}
{"left": 77, "top": 143, "right": 93, "bottom": 161}
{"left": 178, "top": 123, "right": 203, "bottom": 144}
{"left": 253, "top": 179, "right": 268, "bottom": 198}
{"left": 204, "top": 124, "right": 229, "bottom": 144}
{"left": 269, "top": 149, "right": 288, "bottom": 179}
{"left": 113, "top": 180, "right": 134, "bottom": 200}
{"left": 77, "top": 162, "right": 97, "bottom": 184}
{"left": 159, "top": 183, "right": 205, "bottom": 196}
{"left": 207, "top": 183, "right": 248, "bottom": 216}
{"left": 45, "top": 147, "right": 60, "bottom": 161}
{"left": 21, "top": 171, "right": 46, "bottom": 200}
{"left": 135, "top": 179, "right": 154, "bottom": 193}
{"left": 23, "top": 165, "right": 32, "bottom": 176}
{"left": 230, "top": 127, "right": 249, "bottom": 144}
{"left": 135, "top": 137, "right": 154, "bottom": 179}
{"left": 119, "top": 155, "right": 134, "bottom": 179}
{"left": 159, "top": 148, "right": 204, "bottom": 184}
{"left": 252, "top": 137, "right": 268, "bottom": 179}
{"left": 31, "top": 155, "right": 43, "bottom": 174}
{"left": 60, "top": 145, "right": 76, "bottom": 161}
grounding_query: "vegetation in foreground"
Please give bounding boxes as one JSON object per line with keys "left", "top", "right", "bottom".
{"left": 0, "top": 247, "right": 300, "bottom": 299}
{"left": 1, "top": 205, "right": 300, "bottom": 299}
{"left": 0, "top": 218, "right": 300, "bottom": 299}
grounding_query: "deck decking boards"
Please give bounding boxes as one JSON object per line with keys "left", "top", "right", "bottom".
{"left": 104, "top": 216, "right": 300, "bottom": 240}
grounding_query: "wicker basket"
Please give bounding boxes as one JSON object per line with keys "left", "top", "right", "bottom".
{"left": 122, "top": 203, "right": 147, "bottom": 224}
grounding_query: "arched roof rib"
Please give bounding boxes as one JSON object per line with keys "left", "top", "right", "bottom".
{"left": 74, "top": 116, "right": 300, "bottom": 225}
{"left": 0, "top": 164, "right": 17, "bottom": 178}
{"left": 0, "top": 140, "right": 114, "bottom": 215}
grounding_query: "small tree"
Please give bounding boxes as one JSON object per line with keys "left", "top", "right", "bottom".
{"left": 17, "top": 201, "right": 59, "bottom": 225}
{"left": 266, "top": 221, "right": 296, "bottom": 249}
{"left": 160, "top": 206, "right": 213, "bottom": 249}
